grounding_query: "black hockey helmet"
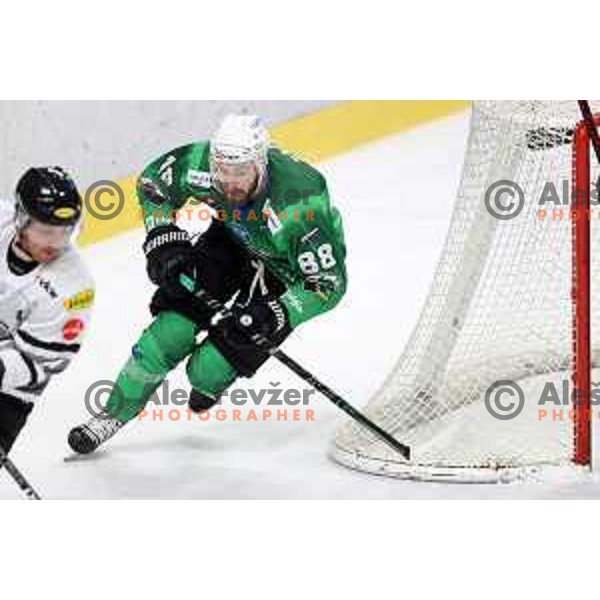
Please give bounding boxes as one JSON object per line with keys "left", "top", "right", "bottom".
{"left": 15, "top": 167, "right": 82, "bottom": 228}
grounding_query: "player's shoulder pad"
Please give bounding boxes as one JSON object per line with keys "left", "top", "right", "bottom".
{"left": 41, "top": 245, "right": 96, "bottom": 311}
{"left": 144, "top": 141, "right": 210, "bottom": 175}
{"left": 267, "top": 147, "right": 328, "bottom": 201}
{"left": 138, "top": 141, "right": 211, "bottom": 203}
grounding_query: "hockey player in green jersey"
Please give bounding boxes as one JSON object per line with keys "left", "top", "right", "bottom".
{"left": 68, "top": 115, "right": 347, "bottom": 453}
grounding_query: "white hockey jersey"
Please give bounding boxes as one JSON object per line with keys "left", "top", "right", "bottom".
{"left": 0, "top": 200, "right": 95, "bottom": 404}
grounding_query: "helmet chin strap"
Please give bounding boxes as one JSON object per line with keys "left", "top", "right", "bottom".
{"left": 252, "top": 163, "right": 268, "bottom": 199}
{"left": 12, "top": 234, "right": 35, "bottom": 262}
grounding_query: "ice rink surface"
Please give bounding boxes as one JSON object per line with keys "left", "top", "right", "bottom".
{"left": 4, "top": 109, "right": 600, "bottom": 499}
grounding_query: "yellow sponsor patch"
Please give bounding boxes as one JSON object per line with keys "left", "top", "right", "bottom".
{"left": 54, "top": 206, "right": 77, "bottom": 220}
{"left": 64, "top": 289, "right": 95, "bottom": 312}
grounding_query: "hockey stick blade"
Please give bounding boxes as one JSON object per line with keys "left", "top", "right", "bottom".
{"left": 273, "top": 349, "right": 411, "bottom": 459}
{"left": 179, "top": 274, "right": 411, "bottom": 461}
{"left": 63, "top": 449, "right": 109, "bottom": 463}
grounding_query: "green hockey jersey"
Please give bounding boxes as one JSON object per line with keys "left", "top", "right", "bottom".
{"left": 136, "top": 142, "right": 347, "bottom": 327}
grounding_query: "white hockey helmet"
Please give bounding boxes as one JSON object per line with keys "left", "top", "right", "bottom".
{"left": 209, "top": 115, "right": 270, "bottom": 169}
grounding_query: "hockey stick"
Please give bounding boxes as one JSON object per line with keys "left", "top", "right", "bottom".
{"left": 525, "top": 101, "right": 600, "bottom": 153}
{"left": 179, "top": 274, "right": 411, "bottom": 460}
{"left": 0, "top": 446, "right": 42, "bottom": 500}
{"left": 578, "top": 100, "right": 600, "bottom": 165}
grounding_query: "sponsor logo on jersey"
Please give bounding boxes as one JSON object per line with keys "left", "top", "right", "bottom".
{"left": 139, "top": 177, "right": 168, "bottom": 206}
{"left": 53, "top": 206, "right": 77, "bottom": 220}
{"left": 187, "top": 170, "right": 213, "bottom": 189}
{"left": 63, "top": 318, "right": 84, "bottom": 341}
{"left": 64, "top": 288, "right": 95, "bottom": 312}
{"left": 36, "top": 276, "right": 58, "bottom": 299}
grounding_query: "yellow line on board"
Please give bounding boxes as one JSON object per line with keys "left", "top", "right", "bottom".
{"left": 78, "top": 176, "right": 138, "bottom": 247}
{"left": 270, "top": 100, "right": 470, "bottom": 163}
{"left": 78, "top": 100, "right": 470, "bottom": 247}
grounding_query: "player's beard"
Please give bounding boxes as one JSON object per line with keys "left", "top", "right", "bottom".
{"left": 215, "top": 162, "right": 265, "bottom": 206}
{"left": 225, "top": 185, "right": 255, "bottom": 205}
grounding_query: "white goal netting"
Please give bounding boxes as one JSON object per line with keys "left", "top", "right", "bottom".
{"left": 331, "top": 101, "right": 600, "bottom": 482}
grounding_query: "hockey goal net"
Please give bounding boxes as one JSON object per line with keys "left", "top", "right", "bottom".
{"left": 331, "top": 100, "right": 600, "bottom": 482}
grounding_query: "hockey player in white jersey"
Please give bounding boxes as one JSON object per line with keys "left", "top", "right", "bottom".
{"left": 0, "top": 167, "right": 94, "bottom": 456}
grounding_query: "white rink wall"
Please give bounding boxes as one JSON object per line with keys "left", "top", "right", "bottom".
{"left": 0, "top": 100, "right": 335, "bottom": 197}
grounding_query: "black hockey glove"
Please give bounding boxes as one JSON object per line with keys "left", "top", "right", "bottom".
{"left": 143, "top": 224, "right": 194, "bottom": 296}
{"left": 230, "top": 296, "right": 290, "bottom": 342}
{"left": 209, "top": 296, "right": 292, "bottom": 377}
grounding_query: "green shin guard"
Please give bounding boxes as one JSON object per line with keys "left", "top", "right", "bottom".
{"left": 186, "top": 340, "right": 238, "bottom": 404}
{"left": 105, "top": 311, "right": 199, "bottom": 422}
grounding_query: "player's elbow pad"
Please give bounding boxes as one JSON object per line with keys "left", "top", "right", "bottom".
{"left": 0, "top": 348, "right": 48, "bottom": 396}
{"left": 138, "top": 176, "right": 169, "bottom": 206}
